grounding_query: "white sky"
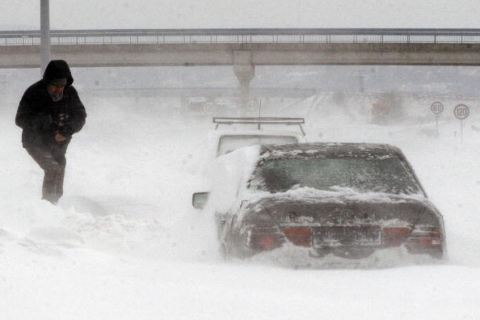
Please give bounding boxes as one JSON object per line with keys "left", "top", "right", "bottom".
{"left": 1, "top": 0, "right": 480, "bottom": 30}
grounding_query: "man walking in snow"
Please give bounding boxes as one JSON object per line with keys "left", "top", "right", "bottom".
{"left": 16, "top": 60, "right": 87, "bottom": 204}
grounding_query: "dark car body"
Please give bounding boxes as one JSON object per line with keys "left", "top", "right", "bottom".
{"left": 195, "top": 143, "right": 445, "bottom": 267}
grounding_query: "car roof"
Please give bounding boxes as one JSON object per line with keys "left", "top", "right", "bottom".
{"left": 260, "top": 142, "right": 402, "bottom": 158}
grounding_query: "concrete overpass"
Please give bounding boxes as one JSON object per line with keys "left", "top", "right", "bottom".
{"left": 3, "top": 29, "right": 480, "bottom": 68}
{"left": 2, "top": 28, "right": 480, "bottom": 107}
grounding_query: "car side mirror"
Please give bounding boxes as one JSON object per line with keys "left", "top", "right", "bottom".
{"left": 192, "top": 192, "right": 209, "bottom": 210}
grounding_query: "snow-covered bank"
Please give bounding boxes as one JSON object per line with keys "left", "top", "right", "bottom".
{"left": 1, "top": 93, "right": 480, "bottom": 319}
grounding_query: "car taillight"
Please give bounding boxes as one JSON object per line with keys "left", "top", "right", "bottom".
{"left": 382, "top": 227, "right": 412, "bottom": 247}
{"left": 405, "top": 226, "right": 444, "bottom": 257}
{"left": 407, "top": 226, "right": 443, "bottom": 247}
{"left": 282, "top": 227, "right": 311, "bottom": 247}
{"left": 259, "top": 236, "right": 276, "bottom": 249}
{"left": 247, "top": 227, "right": 284, "bottom": 250}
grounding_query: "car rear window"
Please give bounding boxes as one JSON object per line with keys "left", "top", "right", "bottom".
{"left": 217, "top": 135, "right": 298, "bottom": 156}
{"left": 250, "top": 155, "right": 422, "bottom": 195}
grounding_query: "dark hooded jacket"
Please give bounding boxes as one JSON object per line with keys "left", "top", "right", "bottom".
{"left": 15, "top": 60, "right": 87, "bottom": 149}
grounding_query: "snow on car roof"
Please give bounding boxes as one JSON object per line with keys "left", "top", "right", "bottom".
{"left": 259, "top": 142, "right": 402, "bottom": 159}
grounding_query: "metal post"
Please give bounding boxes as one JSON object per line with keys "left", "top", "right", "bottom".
{"left": 356, "top": 74, "right": 365, "bottom": 112}
{"left": 460, "top": 119, "right": 464, "bottom": 145}
{"left": 40, "top": 0, "right": 51, "bottom": 75}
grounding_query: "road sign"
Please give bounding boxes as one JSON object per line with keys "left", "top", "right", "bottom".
{"left": 454, "top": 104, "right": 470, "bottom": 145}
{"left": 430, "top": 101, "right": 444, "bottom": 138}
{"left": 454, "top": 104, "right": 470, "bottom": 120}
{"left": 430, "top": 101, "right": 444, "bottom": 114}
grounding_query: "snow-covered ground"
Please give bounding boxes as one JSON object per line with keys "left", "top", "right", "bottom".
{"left": 1, "top": 91, "right": 480, "bottom": 320}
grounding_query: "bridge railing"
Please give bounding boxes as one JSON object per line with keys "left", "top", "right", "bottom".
{"left": 1, "top": 29, "right": 480, "bottom": 46}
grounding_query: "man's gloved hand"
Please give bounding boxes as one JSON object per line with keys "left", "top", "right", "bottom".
{"left": 54, "top": 122, "right": 74, "bottom": 142}
{"left": 57, "top": 123, "right": 74, "bottom": 137}
{"left": 55, "top": 133, "right": 67, "bottom": 142}
{"left": 34, "top": 114, "right": 54, "bottom": 132}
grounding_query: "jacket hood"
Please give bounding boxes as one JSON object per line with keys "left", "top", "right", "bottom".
{"left": 43, "top": 60, "right": 74, "bottom": 86}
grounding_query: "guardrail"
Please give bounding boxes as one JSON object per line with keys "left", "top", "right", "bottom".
{"left": 2, "top": 28, "right": 480, "bottom": 46}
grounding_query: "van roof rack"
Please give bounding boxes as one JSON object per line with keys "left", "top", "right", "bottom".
{"left": 213, "top": 117, "right": 305, "bottom": 136}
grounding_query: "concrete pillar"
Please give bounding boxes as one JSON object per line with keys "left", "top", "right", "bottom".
{"left": 233, "top": 51, "right": 255, "bottom": 112}
{"left": 40, "top": 0, "right": 51, "bottom": 75}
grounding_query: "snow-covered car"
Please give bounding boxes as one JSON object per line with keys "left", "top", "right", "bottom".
{"left": 192, "top": 142, "right": 446, "bottom": 267}
{"left": 183, "top": 117, "right": 307, "bottom": 177}
{"left": 210, "top": 117, "right": 307, "bottom": 157}
{"left": 190, "top": 116, "right": 307, "bottom": 179}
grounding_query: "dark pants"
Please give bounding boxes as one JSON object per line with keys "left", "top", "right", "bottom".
{"left": 26, "top": 145, "right": 67, "bottom": 204}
